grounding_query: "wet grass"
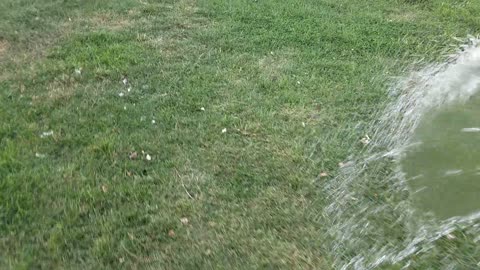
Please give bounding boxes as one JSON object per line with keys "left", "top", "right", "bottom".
{"left": 1, "top": 0, "right": 480, "bottom": 268}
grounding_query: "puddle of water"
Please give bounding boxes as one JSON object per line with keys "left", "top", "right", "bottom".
{"left": 403, "top": 95, "right": 480, "bottom": 219}
{"left": 322, "top": 38, "right": 480, "bottom": 269}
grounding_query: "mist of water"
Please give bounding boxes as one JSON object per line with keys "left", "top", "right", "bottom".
{"left": 323, "top": 38, "right": 480, "bottom": 269}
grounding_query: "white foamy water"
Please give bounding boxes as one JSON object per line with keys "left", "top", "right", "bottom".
{"left": 323, "top": 38, "right": 480, "bottom": 269}
{"left": 444, "top": 169, "right": 463, "bottom": 176}
{"left": 461, "top": 127, "right": 480, "bottom": 132}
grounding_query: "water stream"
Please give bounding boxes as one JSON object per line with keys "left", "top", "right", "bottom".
{"left": 323, "top": 38, "right": 480, "bottom": 269}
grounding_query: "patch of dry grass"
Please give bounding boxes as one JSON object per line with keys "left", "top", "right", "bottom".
{"left": 0, "top": 39, "right": 8, "bottom": 57}
{"left": 88, "top": 12, "right": 133, "bottom": 31}
{"left": 258, "top": 54, "right": 290, "bottom": 82}
{"left": 388, "top": 10, "right": 419, "bottom": 22}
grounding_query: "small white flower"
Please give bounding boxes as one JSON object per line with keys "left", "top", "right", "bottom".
{"left": 118, "top": 92, "right": 124, "bottom": 97}
{"left": 446, "top": 233, "right": 456, "bottom": 240}
{"left": 123, "top": 106, "right": 127, "bottom": 110}
{"left": 302, "top": 122, "right": 306, "bottom": 128}
{"left": 127, "top": 87, "right": 131, "bottom": 92}
{"left": 35, "top": 153, "right": 46, "bottom": 158}
{"left": 221, "top": 128, "right": 227, "bottom": 134}
{"left": 74, "top": 67, "right": 82, "bottom": 75}
{"left": 146, "top": 154, "right": 152, "bottom": 161}
{"left": 297, "top": 81, "right": 301, "bottom": 85}
{"left": 200, "top": 107, "right": 205, "bottom": 111}
{"left": 360, "top": 135, "right": 371, "bottom": 145}
{"left": 152, "top": 120, "right": 156, "bottom": 124}
{"left": 122, "top": 78, "right": 128, "bottom": 85}
{"left": 40, "top": 131, "right": 54, "bottom": 138}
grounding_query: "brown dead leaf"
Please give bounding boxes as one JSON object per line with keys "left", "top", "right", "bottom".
{"left": 101, "top": 184, "right": 108, "bottom": 193}
{"left": 168, "top": 229, "right": 175, "bottom": 237}
{"left": 319, "top": 172, "right": 328, "bottom": 178}
{"left": 126, "top": 171, "right": 133, "bottom": 177}
{"left": 129, "top": 151, "right": 138, "bottom": 160}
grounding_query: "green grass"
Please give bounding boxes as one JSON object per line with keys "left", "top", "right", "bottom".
{"left": 1, "top": 0, "right": 480, "bottom": 268}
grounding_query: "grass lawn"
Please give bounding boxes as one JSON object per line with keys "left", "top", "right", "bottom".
{"left": 1, "top": 0, "right": 480, "bottom": 269}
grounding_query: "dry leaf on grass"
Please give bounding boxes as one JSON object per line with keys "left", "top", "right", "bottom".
{"left": 180, "top": 217, "right": 189, "bottom": 225}
{"left": 339, "top": 161, "right": 354, "bottom": 168}
{"left": 129, "top": 151, "right": 138, "bottom": 160}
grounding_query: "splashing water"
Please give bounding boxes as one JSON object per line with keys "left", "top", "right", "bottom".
{"left": 324, "top": 38, "right": 480, "bottom": 269}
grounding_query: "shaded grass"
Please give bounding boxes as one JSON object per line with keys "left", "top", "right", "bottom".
{"left": 1, "top": 0, "right": 480, "bottom": 269}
